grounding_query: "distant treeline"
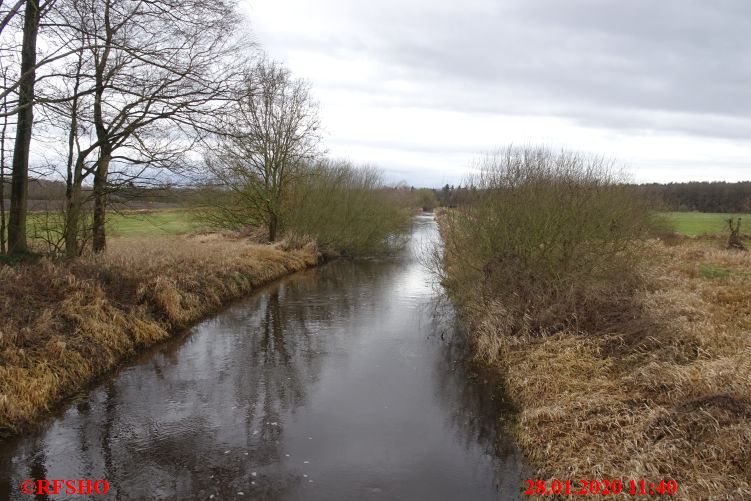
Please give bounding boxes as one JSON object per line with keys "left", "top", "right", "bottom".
{"left": 435, "top": 185, "right": 474, "bottom": 207}
{"left": 1, "top": 179, "right": 66, "bottom": 201}
{"left": 0, "top": 179, "right": 205, "bottom": 209}
{"left": 432, "top": 181, "right": 751, "bottom": 213}
{"left": 628, "top": 182, "right": 751, "bottom": 213}
{"left": 10, "top": 179, "right": 751, "bottom": 214}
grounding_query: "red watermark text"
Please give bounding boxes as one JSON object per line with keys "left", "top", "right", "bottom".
{"left": 20, "top": 479, "right": 110, "bottom": 496}
{"left": 524, "top": 479, "right": 679, "bottom": 496}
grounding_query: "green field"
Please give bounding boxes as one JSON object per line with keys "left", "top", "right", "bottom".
{"left": 22, "top": 208, "right": 750, "bottom": 239}
{"left": 27, "top": 209, "right": 202, "bottom": 238}
{"left": 663, "top": 211, "right": 751, "bottom": 236}
{"left": 106, "top": 209, "right": 200, "bottom": 236}
{"left": 104, "top": 209, "right": 748, "bottom": 238}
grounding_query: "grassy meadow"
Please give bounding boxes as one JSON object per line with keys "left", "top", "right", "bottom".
{"left": 664, "top": 211, "right": 751, "bottom": 236}
{"left": 20, "top": 205, "right": 747, "bottom": 243}
{"left": 26, "top": 208, "right": 201, "bottom": 240}
{"left": 104, "top": 209, "right": 201, "bottom": 236}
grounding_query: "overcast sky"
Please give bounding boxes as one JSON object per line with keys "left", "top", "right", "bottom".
{"left": 242, "top": 0, "right": 751, "bottom": 186}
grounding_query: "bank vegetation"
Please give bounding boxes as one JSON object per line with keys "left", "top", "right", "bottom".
{"left": 201, "top": 158, "right": 412, "bottom": 257}
{"left": 0, "top": 234, "right": 320, "bottom": 434}
{"left": 437, "top": 146, "right": 751, "bottom": 500}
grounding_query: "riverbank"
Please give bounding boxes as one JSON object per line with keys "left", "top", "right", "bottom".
{"left": 439, "top": 221, "right": 751, "bottom": 498}
{"left": 0, "top": 234, "right": 321, "bottom": 435}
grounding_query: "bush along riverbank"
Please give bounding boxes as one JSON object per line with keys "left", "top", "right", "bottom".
{"left": 436, "top": 147, "right": 751, "bottom": 500}
{"left": 0, "top": 234, "right": 321, "bottom": 435}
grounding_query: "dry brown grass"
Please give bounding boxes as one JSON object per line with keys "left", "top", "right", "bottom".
{"left": 0, "top": 234, "right": 320, "bottom": 435}
{"left": 446, "top": 236, "right": 751, "bottom": 500}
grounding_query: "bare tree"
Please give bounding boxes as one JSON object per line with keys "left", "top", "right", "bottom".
{"left": 208, "top": 58, "right": 322, "bottom": 242}
{"left": 1, "top": 0, "right": 247, "bottom": 256}
{"left": 37, "top": 24, "right": 88, "bottom": 257}
{"left": 44, "top": 0, "right": 245, "bottom": 256}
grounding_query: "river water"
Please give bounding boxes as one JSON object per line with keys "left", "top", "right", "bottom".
{"left": 0, "top": 214, "right": 530, "bottom": 500}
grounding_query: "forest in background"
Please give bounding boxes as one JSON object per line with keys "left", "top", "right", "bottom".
{"left": 628, "top": 181, "right": 751, "bottom": 213}
{"left": 6, "top": 178, "right": 751, "bottom": 213}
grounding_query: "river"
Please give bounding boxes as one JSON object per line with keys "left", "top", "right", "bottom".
{"left": 0, "top": 214, "right": 530, "bottom": 500}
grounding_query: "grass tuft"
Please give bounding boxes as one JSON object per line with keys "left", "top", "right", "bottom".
{"left": 698, "top": 264, "right": 733, "bottom": 279}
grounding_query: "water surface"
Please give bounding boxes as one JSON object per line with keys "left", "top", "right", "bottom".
{"left": 0, "top": 214, "right": 530, "bottom": 500}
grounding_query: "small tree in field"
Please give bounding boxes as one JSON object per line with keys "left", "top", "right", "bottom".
{"left": 726, "top": 218, "right": 747, "bottom": 251}
{"left": 208, "top": 58, "right": 322, "bottom": 242}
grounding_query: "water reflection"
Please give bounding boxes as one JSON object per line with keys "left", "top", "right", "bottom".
{"left": 1, "top": 215, "right": 529, "bottom": 500}
{"left": 433, "top": 321, "right": 530, "bottom": 497}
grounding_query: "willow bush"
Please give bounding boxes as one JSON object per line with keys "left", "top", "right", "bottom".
{"left": 283, "top": 160, "right": 411, "bottom": 256}
{"left": 440, "top": 146, "right": 666, "bottom": 342}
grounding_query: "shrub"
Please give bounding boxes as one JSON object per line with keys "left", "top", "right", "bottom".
{"left": 283, "top": 160, "right": 411, "bottom": 256}
{"left": 439, "top": 146, "right": 665, "bottom": 352}
{"left": 414, "top": 188, "right": 439, "bottom": 211}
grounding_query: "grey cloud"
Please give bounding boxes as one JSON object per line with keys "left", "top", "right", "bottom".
{"left": 272, "top": 0, "right": 751, "bottom": 140}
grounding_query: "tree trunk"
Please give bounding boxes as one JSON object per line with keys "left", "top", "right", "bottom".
{"left": 0, "top": 145, "right": 5, "bottom": 254}
{"left": 64, "top": 163, "right": 83, "bottom": 258}
{"left": 64, "top": 189, "right": 81, "bottom": 257}
{"left": 0, "top": 94, "right": 8, "bottom": 254}
{"left": 8, "top": 0, "right": 40, "bottom": 255}
{"left": 268, "top": 212, "right": 278, "bottom": 242}
{"left": 63, "top": 68, "right": 82, "bottom": 259}
{"left": 91, "top": 1, "right": 111, "bottom": 255}
{"left": 92, "top": 152, "right": 110, "bottom": 253}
